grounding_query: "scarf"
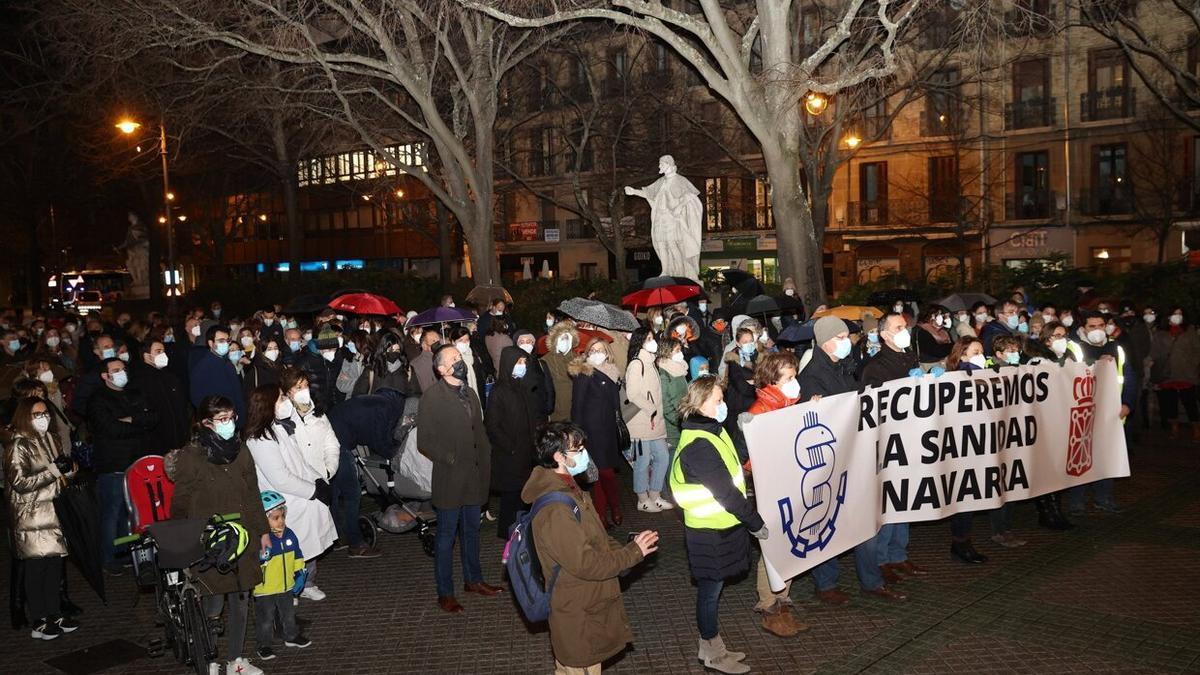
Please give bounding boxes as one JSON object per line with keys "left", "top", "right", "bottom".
{"left": 275, "top": 417, "right": 297, "bottom": 436}
{"left": 595, "top": 361, "right": 621, "bottom": 382}
{"left": 657, "top": 358, "right": 689, "bottom": 378}
{"left": 919, "top": 321, "right": 951, "bottom": 344}
{"left": 198, "top": 428, "right": 240, "bottom": 465}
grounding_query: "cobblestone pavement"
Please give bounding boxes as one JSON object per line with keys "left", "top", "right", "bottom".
{"left": 4, "top": 431, "right": 1199, "bottom": 674}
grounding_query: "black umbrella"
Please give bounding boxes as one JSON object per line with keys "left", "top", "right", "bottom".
{"left": 642, "top": 275, "right": 701, "bottom": 289}
{"left": 54, "top": 481, "right": 106, "bottom": 603}
{"left": 866, "top": 288, "right": 921, "bottom": 306}
{"left": 777, "top": 320, "right": 815, "bottom": 343}
{"left": 283, "top": 294, "right": 331, "bottom": 315}
{"left": 744, "top": 294, "right": 782, "bottom": 316}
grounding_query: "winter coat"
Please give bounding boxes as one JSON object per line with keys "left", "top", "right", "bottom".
{"left": 695, "top": 327, "right": 725, "bottom": 370}
{"left": 1150, "top": 327, "right": 1200, "bottom": 386}
{"left": 4, "top": 431, "right": 67, "bottom": 559}
{"left": 656, "top": 358, "right": 689, "bottom": 450}
{"left": 747, "top": 384, "right": 798, "bottom": 416}
{"left": 979, "top": 320, "right": 1015, "bottom": 356}
{"left": 253, "top": 527, "right": 305, "bottom": 598}
{"left": 521, "top": 466, "right": 643, "bottom": 668}
{"left": 417, "top": 377, "right": 491, "bottom": 509}
{"left": 289, "top": 408, "right": 341, "bottom": 481}
{"left": 486, "top": 347, "right": 544, "bottom": 492}
{"left": 247, "top": 423, "right": 337, "bottom": 561}
{"left": 676, "top": 416, "right": 763, "bottom": 581}
{"left": 411, "top": 349, "right": 436, "bottom": 396}
{"left": 87, "top": 384, "right": 159, "bottom": 474}
{"left": 189, "top": 350, "right": 247, "bottom": 422}
{"left": 297, "top": 347, "right": 346, "bottom": 415}
{"left": 860, "top": 346, "right": 920, "bottom": 389}
{"left": 130, "top": 361, "right": 192, "bottom": 453}
{"left": 351, "top": 364, "right": 412, "bottom": 398}
{"left": 167, "top": 436, "right": 269, "bottom": 596}
{"left": 625, "top": 349, "right": 665, "bottom": 441}
{"left": 485, "top": 333, "right": 514, "bottom": 376}
{"left": 568, "top": 356, "right": 623, "bottom": 471}
{"left": 914, "top": 326, "right": 952, "bottom": 364}
{"left": 327, "top": 388, "right": 406, "bottom": 457}
{"left": 798, "top": 347, "right": 859, "bottom": 400}
{"left": 543, "top": 322, "right": 580, "bottom": 422}
{"left": 242, "top": 354, "right": 283, "bottom": 401}
{"left": 513, "top": 330, "right": 555, "bottom": 417}
{"left": 721, "top": 350, "right": 757, "bottom": 457}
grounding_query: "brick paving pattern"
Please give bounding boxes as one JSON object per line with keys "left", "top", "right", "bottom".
{"left": 3, "top": 432, "right": 1198, "bottom": 674}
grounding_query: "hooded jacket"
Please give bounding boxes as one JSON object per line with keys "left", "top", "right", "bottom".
{"left": 568, "top": 352, "right": 623, "bottom": 471}
{"left": 543, "top": 321, "right": 580, "bottom": 422}
{"left": 512, "top": 329, "right": 555, "bottom": 417}
{"left": 521, "top": 466, "right": 643, "bottom": 668}
{"left": 625, "top": 347, "right": 665, "bottom": 441}
{"left": 486, "top": 347, "right": 545, "bottom": 492}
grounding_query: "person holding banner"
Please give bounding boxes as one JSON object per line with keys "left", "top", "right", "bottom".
{"left": 796, "top": 316, "right": 905, "bottom": 604}
{"left": 1067, "top": 312, "right": 1135, "bottom": 516}
{"left": 944, "top": 337, "right": 990, "bottom": 563}
{"left": 670, "top": 377, "right": 763, "bottom": 674}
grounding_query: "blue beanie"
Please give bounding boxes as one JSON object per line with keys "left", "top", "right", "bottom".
{"left": 688, "top": 355, "right": 710, "bottom": 380}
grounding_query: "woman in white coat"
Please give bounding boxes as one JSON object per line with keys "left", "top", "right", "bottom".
{"left": 245, "top": 382, "right": 338, "bottom": 602}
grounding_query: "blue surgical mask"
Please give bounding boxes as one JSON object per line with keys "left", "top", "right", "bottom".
{"left": 214, "top": 341, "right": 230, "bottom": 357}
{"left": 289, "top": 340, "right": 302, "bottom": 352}
{"left": 1005, "top": 351, "right": 1021, "bottom": 365}
{"left": 1018, "top": 322, "right": 1029, "bottom": 334}
{"left": 213, "top": 419, "right": 236, "bottom": 441}
{"left": 739, "top": 343, "right": 755, "bottom": 357}
{"left": 347, "top": 342, "right": 357, "bottom": 355}
{"left": 1006, "top": 314, "right": 1020, "bottom": 329}
{"left": 228, "top": 350, "right": 242, "bottom": 363}
{"left": 102, "top": 347, "right": 116, "bottom": 360}
{"left": 512, "top": 363, "right": 527, "bottom": 378}
{"left": 164, "top": 333, "right": 175, "bottom": 343}
{"left": 6, "top": 339, "right": 20, "bottom": 353}
{"left": 110, "top": 370, "right": 128, "bottom": 389}
{"left": 867, "top": 331, "right": 879, "bottom": 344}
{"left": 714, "top": 402, "right": 728, "bottom": 423}
{"left": 834, "top": 337, "right": 853, "bottom": 360}
{"left": 567, "top": 449, "right": 591, "bottom": 476}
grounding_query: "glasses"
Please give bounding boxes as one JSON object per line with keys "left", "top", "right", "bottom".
{"left": 211, "top": 414, "right": 238, "bottom": 424}
{"left": 31, "top": 412, "right": 50, "bottom": 420}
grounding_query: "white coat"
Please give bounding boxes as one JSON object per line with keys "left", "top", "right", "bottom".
{"left": 247, "top": 421, "right": 337, "bottom": 560}
{"left": 291, "top": 408, "right": 340, "bottom": 480}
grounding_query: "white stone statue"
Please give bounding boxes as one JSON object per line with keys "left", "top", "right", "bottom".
{"left": 116, "top": 212, "right": 150, "bottom": 295}
{"left": 625, "top": 155, "right": 703, "bottom": 281}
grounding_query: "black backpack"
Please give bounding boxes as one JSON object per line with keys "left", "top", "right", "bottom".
{"left": 503, "top": 492, "right": 579, "bottom": 622}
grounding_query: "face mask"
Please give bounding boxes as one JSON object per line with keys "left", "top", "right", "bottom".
{"left": 1050, "top": 338, "right": 1067, "bottom": 356}
{"left": 941, "top": 316, "right": 953, "bottom": 329}
{"left": 893, "top": 303, "right": 904, "bottom": 313}
{"left": 387, "top": 359, "right": 403, "bottom": 373}
{"left": 1061, "top": 315, "right": 1074, "bottom": 327}
{"left": 213, "top": 419, "right": 236, "bottom": 440}
{"left": 360, "top": 324, "right": 371, "bottom": 332}
{"left": 347, "top": 342, "right": 358, "bottom": 355}
{"left": 451, "top": 360, "right": 468, "bottom": 381}
{"left": 303, "top": 332, "right": 313, "bottom": 342}
{"left": 110, "top": 370, "right": 128, "bottom": 389}
{"left": 1005, "top": 314, "right": 1020, "bottom": 329}
{"left": 739, "top": 342, "right": 755, "bottom": 357}
{"left": 1004, "top": 351, "right": 1021, "bottom": 365}
{"left": 867, "top": 331, "right": 879, "bottom": 344}
{"left": 1143, "top": 314, "right": 1156, "bottom": 324}
{"left": 212, "top": 309, "right": 222, "bottom": 318}
{"left": 567, "top": 448, "right": 591, "bottom": 477}
{"left": 164, "top": 333, "right": 175, "bottom": 343}
{"left": 455, "top": 341, "right": 471, "bottom": 356}
{"left": 1086, "top": 329, "right": 1107, "bottom": 345}
{"left": 321, "top": 350, "right": 336, "bottom": 362}
{"left": 784, "top": 289, "right": 795, "bottom": 296}
{"left": 214, "top": 341, "right": 230, "bottom": 356}
{"left": 644, "top": 340, "right": 658, "bottom": 354}
{"left": 230, "top": 324, "right": 242, "bottom": 335}
{"left": 1170, "top": 314, "right": 1184, "bottom": 325}
{"left": 781, "top": 379, "right": 801, "bottom": 399}
{"left": 757, "top": 331, "right": 769, "bottom": 344}
{"left": 190, "top": 325, "right": 201, "bottom": 337}
{"left": 287, "top": 320, "right": 298, "bottom": 329}
{"left": 289, "top": 340, "right": 302, "bottom": 352}
{"left": 1098, "top": 307, "right": 1110, "bottom": 315}
{"left": 38, "top": 369, "right": 54, "bottom": 383}
{"left": 228, "top": 351, "right": 242, "bottom": 363}
{"left": 588, "top": 352, "right": 607, "bottom": 366}
{"left": 698, "top": 302, "right": 707, "bottom": 312}
{"left": 957, "top": 314, "right": 969, "bottom": 324}
{"left": 45, "top": 336, "right": 60, "bottom": 348}
{"left": 32, "top": 416, "right": 50, "bottom": 434}
{"left": 892, "top": 329, "right": 912, "bottom": 350}
{"left": 118, "top": 352, "right": 130, "bottom": 362}
{"left": 263, "top": 318, "right": 274, "bottom": 326}
{"left": 292, "top": 388, "right": 312, "bottom": 406}
{"left": 1104, "top": 324, "right": 1116, "bottom": 336}
{"left": 974, "top": 313, "right": 988, "bottom": 324}
{"left": 1043, "top": 314, "right": 1056, "bottom": 324}
{"left": 6, "top": 339, "right": 20, "bottom": 353}
{"left": 714, "top": 401, "right": 729, "bottom": 423}
{"left": 833, "top": 337, "right": 852, "bottom": 360}
{"left": 675, "top": 325, "right": 687, "bottom": 338}
{"left": 102, "top": 347, "right": 116, "bottom": 360}
{"left": 275, "top": 398, "right": 294, "bottom": 420}
{"left": 968, "top": 354, "right": 987, "bottom": 369}
{"left": 337, "top": 336, "right": 345, "bottom": 348}
{"left": 240, "top": 336, "right": 254, "bottom": 348}
{"left": 1018, "top": 323, "right": 1029, "bottom": 334}
{"left": 670, "top": 351, "right": 685, "bottom": 363}
{"left": 518, "top": 342, "right": 534, "bottom": 354}
{"left": 512, "top": 363, "right": 527, "bottom": 378}
{"left": 448, "top": 302, "right": 455, "bottom": 308}
{"left": 153, "top": 353, "right": 169, "bottom": 369}
{"left": 65, "top": 324, "right": 76, "bottom": 334}
{"left": 652, "top": 316, "right": 663, "bottom": 326}
{"left": 556, "top": 335, "right": 572, "bottom": 355}
{"left": 264, "top": 349, "right": 279, "bottom": 362}
{"left": 546, "top": 318, "right": 554, "bottom": 328}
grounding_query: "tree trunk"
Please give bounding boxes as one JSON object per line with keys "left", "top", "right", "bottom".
{"left": 436, "top": 201, "right": 453, "bottom": 290}
{"left": 270, "top": 112, "right": 302, "bottom": 276}
{"left": 463, "top": 217, "right": 500, "bottom": 285}
{"left": 762, "top": 144, "right": 826, "bottom": 310}
{"left": 610, "top": 192, "right": 628, "bottom": 284}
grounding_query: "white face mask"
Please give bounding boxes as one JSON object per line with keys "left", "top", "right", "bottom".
{"left": 644, "top": 340, "right": 658, "bottom": 354}
{"left": 967, "top": 354, "right": 987, "bottom": 369}
{"left": 455, "top": 341, "right": 471, "bottom": 356}
{"left": 292, "top": 388, "right": 312, "bottom": 406}
{"left": 37, "top": 369, "right": 54, "bottom": 384}
{"left": 45, "top": 336, "right": 60, "bottom": 348}
{"left": 118, "top": 352, "right": 130, "bottom": 363}
{"left": 652, "top": 316, "right": 663, "bottom": 326}
{"left": 1061, "top": 315, "right": 1074, "bottom": 327}
{"left": 518, "top": 342, "right": 534, "bottom": 354}
{"left": 1104, "top": 324, "right": 1116, "bottom": 335}
{"left": 784, "top": 289, "right": 795, "bottom": 296}
{"left": 556, "top": 335, "right": 572, "bottom": 354}
{"left": 153, "top": 352, "right": 169, "bottom": 369}
{"left": 190, "top": 324, "right": 201, "bottom": 337}
{"left": 110, "top": 370, "right": 128, "bottom": 389}
{"left": 1043, "top": 314, "right": 1056, "bottom": 324}
{"left": 1143, "top": 313, "right": 1156, "bottom": 324}
{"left": 240, "top": 336, "right": 254, "bottom": 347}
{"left": 321, "top": 350, "right": 337, "bottom": 362}
{"left": 32, "top": 416, "right": 50, "bottom": 434}
{"left": 675, "top": 325, "right": 687, "bottom": 337}
{"left": 698, "top": 303, "right": 708, "bottom": 312}
{"left": 263, "top": 318, "right": 274, "bottom": 326}
{"left": 670, "top": 351, "right": 685, "bottom": 363}
{"left": 587, "top": 352, "right": 607, "bottom": 366}
{"left": 781, "top": 379, "right": 801, "bottom": 399}
{"left": 974, "top": 313, "right": 989, "bottom": 324}
{"left": 264, "top": 349, "right": 279, "bottom": 362}
{"left": 275, "top": 398, "right": 294, "bottom": 420}
{"left": 891, "top": 328, "right": 912, "bottom": 350}
{"left": 1086, "top": 329, "right": 1107, "bottom": 345}
{"left": 545, "top": 318, "right": 554, "bottom": 328}
{"left": 1050, "top": 338, "right": 1067, "bottom": 356}
{"left": 893, "top": 303, "right": 905, "bottom": 314}
{"left": 1170, "top": 314, "right": 1184, "bottom": 325}
{"left": 757, "top": 331, "right": 769, "bottom": 344}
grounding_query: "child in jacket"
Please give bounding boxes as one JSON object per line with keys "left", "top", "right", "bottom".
{"left": 252, "top": 492, "right": 311, "bottom": 659}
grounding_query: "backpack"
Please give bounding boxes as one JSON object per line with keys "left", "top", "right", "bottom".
{"left": 503, "top": 491, "right": 580, "bottom": 622}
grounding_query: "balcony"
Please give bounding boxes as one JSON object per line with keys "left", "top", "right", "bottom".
{"left": 1078, "top": 186, "right": 1134, "bottom": 216}
{"left": 1081, "top": 87, "right": 1135, "bottom": 122}
{"left": 1004, "top": 4, "right": 1056, "bottom": 37}
{"left": 844, "top": 199, "right": 930, "bottom": 229}
{"left": 1004, "top": 97, "right": 1056, "bottom": 130}
{"left": 920, "top": 107, "right": 963, "bottom": 137}
{"left": 496, "top": 220, "right": 560, "bottom": 243}
{"left": 1006, "top": 189, "right": 1056, "bottom": 220}
{"left": 563, "top": 219, "right": 593, "bottom": 240}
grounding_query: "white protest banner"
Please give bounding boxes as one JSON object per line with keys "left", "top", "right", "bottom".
{"left": 744, "top": 360, "right": 1129, "bottom": 590}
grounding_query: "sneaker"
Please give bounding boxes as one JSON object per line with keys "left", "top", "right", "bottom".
{"left": 332, "top": 542, "right": 349, "bottom": 552}
{"left": 637, "top": 500, "right": 661, "bottom": 513}
{"left": 31, "top": 619, "right": 63, "bottom": 641}
{"left": 284, "top": 634, "right": 312, "bottom": 649}
{"left": 255, "top": 646, "right": 276, "bottom": 661}
{"left": 299, "top": 585, "right": 326, "bottom": 601}
{"left": 347, "top": 545, "right": 382, "bottom": 559}
{"left": 225, "top": 657, "right": 263, "bottom": 675}
{"left": 483, "top": 509, "right": 497, "bottom": 522}
{"left": 55, "top": 616, "right": 79, "bottom": 633}
{"left": 653, "top": 497, "right": 675, "bottom": 511}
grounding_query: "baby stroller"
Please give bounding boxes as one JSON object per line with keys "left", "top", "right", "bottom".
{"left": 354, "top": 397, "right": 437, "bottom": 556}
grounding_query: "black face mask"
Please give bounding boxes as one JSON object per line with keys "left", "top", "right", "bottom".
{"left": 385, "top": 352, "right": 404, "bottom": 363}
{"left": 451, "top": 360, "right": 468, "bottom": 381}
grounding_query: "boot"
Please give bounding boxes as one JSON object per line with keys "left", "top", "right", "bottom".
{"left": 760, "top": 603, "right": 807, "bottom": 637}
{"left": 950, "top": 540, "right": 987, "bottom": 564}
{"left": 637, "top": 493, "right": 661, "bottom": 513}
{"left": 697, "top": 635, "right": 750, "bottom": 674}
{"left": 649, "top": 490, "right": 674, "bottom": 510}
{"left": 1035, "top": 497, "right": 1056, "bottom": 530}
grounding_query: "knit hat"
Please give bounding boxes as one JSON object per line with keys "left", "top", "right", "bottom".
{"left": 813, "top": 316, "right": 848, "bottom": 347}
{"left": 315, "top": 324, "right": 341, "bottom": 350}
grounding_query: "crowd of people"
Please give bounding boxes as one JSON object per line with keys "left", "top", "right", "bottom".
{"left": 2, "top": 279, "right": 1192, "bottom": 674}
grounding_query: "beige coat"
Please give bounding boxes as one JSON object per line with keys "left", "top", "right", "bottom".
{"left": 4, "top": 431, "right": 67, "bottom": 559}
{"left": 625, "top": 349, "right": 665, "bottom": 440}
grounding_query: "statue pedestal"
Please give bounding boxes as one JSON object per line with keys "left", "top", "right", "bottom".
{"left": 127, "top": 283, "right": 150, "bottom": 300}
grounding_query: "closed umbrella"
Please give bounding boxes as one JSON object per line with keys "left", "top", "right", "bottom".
{"left": 934, "top": 292, "right": 997, "bottom": 312}
{"left": 327, "top": 293, "right": 402, "bottom": 316}
{"left": 406, "top": 306, "right": 477, "bottom": 327}
{"left": 557, "top": 298, "right": 640, "bottom": 332}
{"left": 54, "top": 481, "right": 106, "bottom": 603}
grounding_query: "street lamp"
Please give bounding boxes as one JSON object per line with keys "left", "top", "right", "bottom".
{"left": 845, "top": 134, "right": 862, "bottom": 149}
{"left": 804, "top": 92, "right": 828, "bottom": 116}
{"left": 117, "top": 116, "right": 177, "bottom": 310}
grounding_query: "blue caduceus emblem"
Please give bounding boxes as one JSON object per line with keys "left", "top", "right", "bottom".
{"left": 778, "top": 411, "right": 848, "bottom": 558}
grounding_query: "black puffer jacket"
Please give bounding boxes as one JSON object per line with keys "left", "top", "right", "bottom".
{"left": 297, "top": 346, "right": 346, "bottom": 415}
{"left": 860, "top": 346, "right": 919, "bottom": 389}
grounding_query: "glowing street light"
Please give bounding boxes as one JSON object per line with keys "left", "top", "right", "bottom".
{"left": 115, "top": 119, "right": 142, "bottom": 135}
{"left": 115, "top": 114, "right": 178, "bottom": 309}
{"left": 259, "top": 214, "right": 268, "bottom": 222}
{"left": 395, "top": 189, "right": 405, "bottom": 199}
{"left": 845, "top": 134, "right": 862, "bottom": 149}
{"left": 166, "top": 191, "right": 175, "bottom": 201}
{"left": 158, "top": 216, "right": 167, "bottom": 224}
{"left": 804, "top": 92, "right": 828, "bottom": 116}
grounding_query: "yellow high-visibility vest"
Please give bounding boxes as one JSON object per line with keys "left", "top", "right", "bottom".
{"left": 669, "top": 427, "right": 745, "bottom": 530}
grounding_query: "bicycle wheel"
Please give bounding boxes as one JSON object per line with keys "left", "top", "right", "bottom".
{"left": 180, "top": 588, "right": 216, "bottom": 675}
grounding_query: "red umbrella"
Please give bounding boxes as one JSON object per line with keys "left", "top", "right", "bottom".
{"left": 621, "top": 284, "right": 701, "bottom": 311}
{"left": 327, "top": 293, "right": 402, "bottom": 316}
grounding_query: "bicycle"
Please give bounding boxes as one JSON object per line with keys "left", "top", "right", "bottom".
{"left": 115, "top": 512, "right": 241, "bottom": 675}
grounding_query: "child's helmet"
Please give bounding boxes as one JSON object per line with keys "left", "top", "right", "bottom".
{"left": 260, "top": 490, "right": 286, "bottom": 513}
{"left": 196, "top": 521, "right": 249, "bottom": 574}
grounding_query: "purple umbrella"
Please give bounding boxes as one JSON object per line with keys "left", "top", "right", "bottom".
{"left": 406, "top": 306, "right": 477, "bottom": 327}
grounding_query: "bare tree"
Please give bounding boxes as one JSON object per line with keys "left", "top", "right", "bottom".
{"left": 1125, "top": 102, "right": 1192, "bottom": 263}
